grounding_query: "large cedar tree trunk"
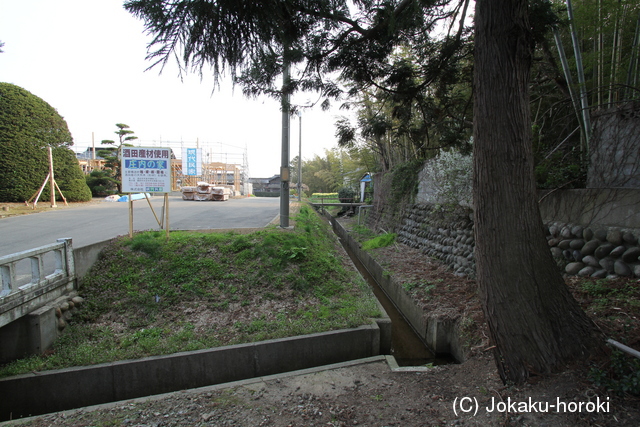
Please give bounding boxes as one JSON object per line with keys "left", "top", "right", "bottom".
{"left": 472, "top": 0, "right": 597, "bottom": 384}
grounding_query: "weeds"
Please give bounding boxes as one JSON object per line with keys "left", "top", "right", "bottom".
{"left": 0, "top": 205, "right": 381, "bottom": 378}
{"left": 402, "top": 279, "right": 441, "bottom": 296}
{"left": 362, "top": 233, "right": 397, "bottom": 250}
{"left": 589, "top": 350, "right": 640, "bottom": 396}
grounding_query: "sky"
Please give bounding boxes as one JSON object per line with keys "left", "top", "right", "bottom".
{"left": 0, "top": 0, "right": 344, "bottom": 178}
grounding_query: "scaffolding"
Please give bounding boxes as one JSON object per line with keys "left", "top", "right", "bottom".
{"left": 172, "top": 160, "right": 243, "bottom": 193}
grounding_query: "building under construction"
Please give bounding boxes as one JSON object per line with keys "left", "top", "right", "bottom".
{"left": 171, "top": 160, "right": 245, "bottom": 194}
{"left": 76, "top": 141, "right": 250, "bottom": 195}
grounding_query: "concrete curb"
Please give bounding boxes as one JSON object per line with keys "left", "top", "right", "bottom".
{"left": 0, "top": 323, "right": 387, "bottom": 421}
{"left": 0, "top": 356, "right": 390, "bottom": 426}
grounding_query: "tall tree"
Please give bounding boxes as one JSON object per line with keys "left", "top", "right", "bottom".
{"left": 100, "top": 123, "right": 138, "bottom": 193}
{"left": 473, "top": 0, "right": 598, "bottom": 384}
{"left": 124, "top": 0, "right": 603, "bottom": 384}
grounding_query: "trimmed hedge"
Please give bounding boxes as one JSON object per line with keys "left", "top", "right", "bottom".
{"left": 253, "top": 191, "right": 281, "bottom": 197}
{"left": 0, "top": 83, "right": 91, "bottom": 202}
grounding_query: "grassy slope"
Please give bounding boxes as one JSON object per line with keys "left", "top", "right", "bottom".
{"left": 0, "top": 206, "right": 380, "bottom": 377}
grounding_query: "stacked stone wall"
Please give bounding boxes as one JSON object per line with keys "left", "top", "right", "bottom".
{"left": 369, "top": 199, "right": 640, "bottom": 279}
{"left": 368, "top": 166, "right": 640, "bottom": 278}
{"left": 547, "top": 222, "right": 640, "bottom": 278}
{"left": 394, "top": 203, "right": 475, "bottom": 277}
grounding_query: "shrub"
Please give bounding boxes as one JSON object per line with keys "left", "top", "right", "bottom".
{"left": 0, "top": 82, "right": 91, "bottom": 202}
{"left": 338, "top": 187, "right": 356, "bottom": 203}
{"left": 86, "top": 170, "right": 117, "bottom": 197}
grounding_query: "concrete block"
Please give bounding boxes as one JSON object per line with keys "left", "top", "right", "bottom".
{"left": 28, "top": 305, "right": 57, "bottom": 354}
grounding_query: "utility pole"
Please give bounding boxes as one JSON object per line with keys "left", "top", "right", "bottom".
{"left": 280, "top": 56, "right": 291, "bottom": 228}
{"left": 297, "top": 111, "right": 302, "bottom": 202}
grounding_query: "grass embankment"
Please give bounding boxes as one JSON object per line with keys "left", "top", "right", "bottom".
{"left": 0, "top": 205, "right": 380, "bottom": 378}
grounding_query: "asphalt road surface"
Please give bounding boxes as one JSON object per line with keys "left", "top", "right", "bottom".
{"left": 0, "top": 196, "right": 281, "bottom": 258}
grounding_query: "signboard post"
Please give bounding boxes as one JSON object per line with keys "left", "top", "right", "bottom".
{"left": 121, "top": 147, "right": 172, "bottom": 238}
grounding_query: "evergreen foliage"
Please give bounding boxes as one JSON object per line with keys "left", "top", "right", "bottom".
{"left": 0, "top": 83, "right": 91, "bottom": 202}
{"left": 85, "top": 169, "right": 117, "bottom": 197}
{"left": 100, "top": 124, "right": 138, "bottom": 193}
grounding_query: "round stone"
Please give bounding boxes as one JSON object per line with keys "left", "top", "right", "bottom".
{"left": 558, "top": 240, "right": 572, "bottom": 250}
{"left": 582, "top": 255, "right": 600, "bottom": 268}
{"left": 578, "top": 266, "right": 595, "bottom": 277}
{"left": 569, "top": 239, "right": 585, "bottom": 250}
{"left": 594, "top": 229, "right": 608, "bottom": 241}
{"left": 623, "top": 232, "right": 638, "bottom": 245}
{"left": 614, "top": 260, "right": 632, "bottom": 276}
{"left": 599, "top": 257, "right": 615, "bottom": 272}
{"left": 550, "top": 247, "right": 563, "bottom": 259}
{"left": 634, "top": 265, "right": 640, "bottom": 278}
{"left": 594, "top": 243, "right": 615, "bottom": 259}
{"left": 621, "top": 247, "right": 640, "bottom": 263}
{"left": 571, "top": 225, "right": 584, "bottom": 238}
{"left": 591, "top": 269, "right": 608, "bottom": 279}
{"left": 607, "top": 229, "right": 623, "bottom": 246}
{"left": 565, "top": 262, "right": 584, "bottom": 275}
{"left": 580, "top": 239, "right": 600, "bottom": 256}
{"left": 582, "top": 228, "right": 594, "bottom": 241}
{"left": 610, "top": 245, "right": 627, "bottom": 258}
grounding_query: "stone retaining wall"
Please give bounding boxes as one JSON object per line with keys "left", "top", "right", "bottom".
{"left": 547, "top": 222, "right": 640, "bottom": 278}
{"left": 395, "top": 204, "right": 475, "bottom": 277}
{"left": 369, "top": 200, "right": 640, "bottom": 279}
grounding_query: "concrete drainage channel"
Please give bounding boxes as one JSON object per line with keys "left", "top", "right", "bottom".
{"left": 326, "top": 212, "right": 466, "bottom": 364}
{"left": 0, "top": 216, "right": 460, "bottom": 422}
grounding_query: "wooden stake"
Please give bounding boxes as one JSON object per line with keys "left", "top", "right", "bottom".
{"left": 129, "top": 194, "right": 134, "bottom": 238}
{"left": 165, "top": 193, "right": 170, "bottom": 240}
{"left": 49, "top": 147, "right": 57, "bottom": 207}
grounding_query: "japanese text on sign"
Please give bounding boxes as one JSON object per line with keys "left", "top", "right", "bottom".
{"left": 181, "top": 147, "right": 202, "bottom": 176}
{"left": 121, "top": 147, "right": 171, "bottom": 193}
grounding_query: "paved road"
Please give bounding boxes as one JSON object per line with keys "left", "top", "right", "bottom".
{"left": 0, "top": 196, "right": 281, "bottom": 257}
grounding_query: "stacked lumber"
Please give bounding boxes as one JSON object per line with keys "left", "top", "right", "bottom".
{"left": 211, "top": 186, "right": 231, "bottom": 201}
{"left": 181, "top": 182, "right": 231, "bottom": 201}
{"left": 181, "top": 186, "right": 197, "bottom": 200}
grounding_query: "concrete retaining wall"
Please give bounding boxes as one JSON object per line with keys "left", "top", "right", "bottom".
{"left": 73, "top": 239, "right": 115, "bottom": 281}
{"left": 0, "top": 324, "right": 382, "bottom": 421}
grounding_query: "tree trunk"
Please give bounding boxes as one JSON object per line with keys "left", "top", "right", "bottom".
{"left": 473, "top": 0, "right": 598, "bottom": 384}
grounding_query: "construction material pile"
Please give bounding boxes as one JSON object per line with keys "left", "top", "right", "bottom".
{"left": 181, "top": 182, "right": 231, "bottom": 201}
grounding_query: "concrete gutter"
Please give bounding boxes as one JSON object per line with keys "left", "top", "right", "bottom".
{"left": 326, "top": 212, "right": 467, "bottom": 362}
{"left": 0, "top": 323, "right": 387, "bottom": 421}
{"left": 0, "top": 356, "right": 390, "bottom": 426}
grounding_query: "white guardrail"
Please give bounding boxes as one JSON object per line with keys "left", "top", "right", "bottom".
{"left": 0, "top": 238, "right": 76, "bottom": 328}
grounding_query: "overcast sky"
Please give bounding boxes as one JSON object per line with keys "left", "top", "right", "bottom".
{"left": 0, "top": 0, "right": 343, "bottom": 177}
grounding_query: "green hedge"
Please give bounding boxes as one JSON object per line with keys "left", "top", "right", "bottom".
{"left": 0, "top": 83, "right": 91, "bottom": 202}
{"left": 253, "top": 191, "right": 280, "bottom": 197}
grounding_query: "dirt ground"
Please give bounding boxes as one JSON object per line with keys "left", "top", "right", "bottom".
{"left": 3, "top": 209, "right": 640, "bottom": 426}
{"left": 7, "top": 353, "right": 637, "bottom": 427}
